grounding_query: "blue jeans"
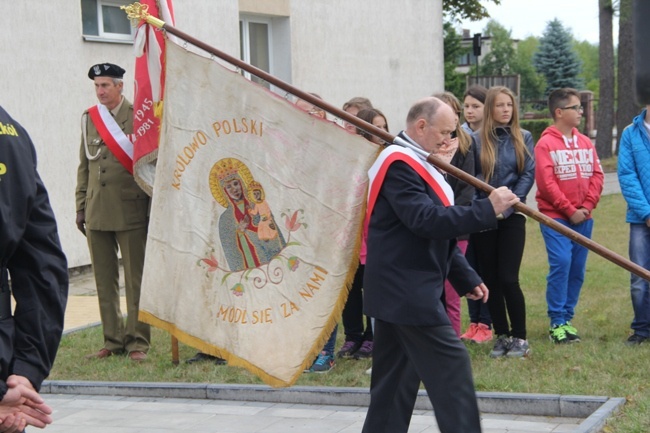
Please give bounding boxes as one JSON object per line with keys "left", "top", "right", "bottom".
{"left": 323, "top": 324, "right": 338, "bottom": 355}
{"left": 541, "top": 218, "right": 593, "bottom": 327}
{"left": 629, "top": 224, "right": 650, "bottom": 337}
{"left": 466, "top": 298, "right": 492, "bottom": 326}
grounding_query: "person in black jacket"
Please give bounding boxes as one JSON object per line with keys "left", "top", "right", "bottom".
{"left": 361, "top": 97, "right": 519, "bottom": 433}
{"left": 0, "top": 105, "right": 68, "bottom": 431}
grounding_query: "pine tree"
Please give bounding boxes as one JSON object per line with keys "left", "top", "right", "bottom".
{"left": 533, "top": 19, "right": 583, "bottom": 96}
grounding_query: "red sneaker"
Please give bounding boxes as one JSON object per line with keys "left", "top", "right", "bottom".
{"left": 471, "top": 323, "right": 493, "bottom": 344}
{"left": 460, "top": 323, "right": 479, "bottom": 340}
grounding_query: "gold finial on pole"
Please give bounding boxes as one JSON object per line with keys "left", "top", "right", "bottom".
{"left": 121, "top": 2, "right": 165, "bottom": 29}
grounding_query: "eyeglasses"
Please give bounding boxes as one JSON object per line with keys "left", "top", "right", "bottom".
{"left": 450, "top": 130, "right": 457, "bottom": 139}
{"left": 560, "top": 105, "right": 584, "bottom": 113}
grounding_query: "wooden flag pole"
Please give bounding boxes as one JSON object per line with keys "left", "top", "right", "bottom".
{"left": 171, "top": 336, "right": 179, "bottom": 365}
{"left": 122, "top": 3, "right": 650, "bottom": 284}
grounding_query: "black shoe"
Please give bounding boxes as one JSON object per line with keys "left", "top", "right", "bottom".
{"left": 186, "top": 352, "right": 227, "bottom": 365}
{"left": 626, "top": 334, "right": 648, "bottom": 346}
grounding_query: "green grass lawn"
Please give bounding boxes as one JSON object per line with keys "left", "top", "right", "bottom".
{"left": 50, "top": 193, "right": 649, "bottom": 432}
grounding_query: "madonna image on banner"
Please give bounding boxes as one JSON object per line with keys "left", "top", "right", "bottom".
{"left": 209, "top": 158, "right": 286, "bottom": 273}
{"left": 138, "top": 40, "right": 379, "bottom": 387}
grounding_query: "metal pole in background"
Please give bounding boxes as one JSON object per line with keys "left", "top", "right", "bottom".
{"left": 473, "top": 33, "right": 482, "bottom": 85}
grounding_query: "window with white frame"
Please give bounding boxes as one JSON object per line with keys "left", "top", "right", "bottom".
{"left": 239, "top": 14, "right": 292, "bottom": 92}
{"left": 240, "top": 17, "right": 272, "bottom": 89}
{"left": 81, "top": 0, "right": 135, "bottom": 43}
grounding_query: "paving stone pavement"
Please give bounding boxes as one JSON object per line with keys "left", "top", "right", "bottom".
{"left": 40, "top": 393, "right": 585, "bottom": 433}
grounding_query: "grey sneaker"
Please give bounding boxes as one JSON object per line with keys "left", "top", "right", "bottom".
{"left": 506, "top": 338, "right": 531, "bottom": 358}
{"left": 490, "top": 335, "right": 511, "bottom": 358}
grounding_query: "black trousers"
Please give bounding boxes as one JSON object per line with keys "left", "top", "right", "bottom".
{"left": 465, "top": 241, "right": 492, "bottom": 326}
{"left": 362, "top": 320, "right": 482, "bottom": 433}
{"left": 470, "top": 214, "right": 527, "bottom": 339}
{"left": 342, "top": 263, "right": 373, "bottom": 342}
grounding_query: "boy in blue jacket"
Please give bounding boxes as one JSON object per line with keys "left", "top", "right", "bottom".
{"left": 618, "top": 106, "right": 650, "bottom": 345}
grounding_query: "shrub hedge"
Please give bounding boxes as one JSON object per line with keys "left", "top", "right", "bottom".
{"left": 520, "top": 119, "right": 553, "bottom": 143}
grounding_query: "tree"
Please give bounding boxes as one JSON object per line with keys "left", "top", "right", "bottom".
{"left": 596, "top": 0, "right": 615, "bottom": 159}
{"left": 532, "top": 19, "right": 583, "bottom": 97}
{"left": 479, "top": 20, "right": 515, "bottom": 76}
{"left": 616, "top": 0, "right": 639, "bottom": 153}
{"left": 443, "top": 22, "right": 469, "bottom": 97}
{"left": 511, "top": 37, "right": 546, "bottom": 101}
{"left": 442, "top": 0, "right": 501, "bottom": 22}
{"left": 573, "top": 40, "right": 600, "bottom": 95}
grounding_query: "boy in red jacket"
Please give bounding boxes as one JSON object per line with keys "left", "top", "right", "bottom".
{"left": 535, "top": 88, "right": 604, "bottom": 344}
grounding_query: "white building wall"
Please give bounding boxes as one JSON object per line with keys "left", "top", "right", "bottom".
{"left": 1, "top": 0, "right": 442, "bottom": 269}
{"left": 289, "top": 0, "right": 443, "bottom": 131}
{"left": 0, "top": 1, "right": 239, "bottom": 268}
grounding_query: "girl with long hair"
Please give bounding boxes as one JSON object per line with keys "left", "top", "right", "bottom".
{"left": 356, "top": 108, "right": 389, "bottom": 146}
{"left": 470, "top": 86, "right": 535, "bottom": 358}
{"left": 459, "top": 85, "right": 495, "bottom": 344}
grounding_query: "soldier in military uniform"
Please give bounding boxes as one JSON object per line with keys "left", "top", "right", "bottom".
{"left": 76, "top": 63, "right": 151, "bottom": 362}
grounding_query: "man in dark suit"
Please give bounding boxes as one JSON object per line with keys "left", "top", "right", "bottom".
{"left": 76, "top": 63, "right": 151, "bottom": 362}
{"left": 361, "top": 97, "right": 519, "bottom": 433}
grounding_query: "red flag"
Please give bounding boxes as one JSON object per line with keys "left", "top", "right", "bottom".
{"left": 132, "top": 0, "right": 175, "bottom": 195}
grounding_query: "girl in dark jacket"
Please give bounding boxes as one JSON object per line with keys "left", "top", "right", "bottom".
{"left": 470, "top": 86, "right": 535, "bottom": 358}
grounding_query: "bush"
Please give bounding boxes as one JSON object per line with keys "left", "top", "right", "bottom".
{"left": 520, "top": 118, "right": 553, "bottom": 142}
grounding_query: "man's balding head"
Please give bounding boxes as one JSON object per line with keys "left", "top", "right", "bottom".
{"left": 405, "top": 97, "right": 456, "bottom": 154}
{"left": 406, "top": 97, "right": 443, "bottom": 126}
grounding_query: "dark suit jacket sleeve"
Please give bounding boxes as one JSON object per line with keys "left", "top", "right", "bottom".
{"left": 447, "top": 245, "right": 482, "bottom": 296}
{"left": 381, "top": 160, "right": 497, "bottom": 240}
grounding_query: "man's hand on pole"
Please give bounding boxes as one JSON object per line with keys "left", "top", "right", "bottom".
{"left": 488, "top": 186, "right": 519, "bottom": 217}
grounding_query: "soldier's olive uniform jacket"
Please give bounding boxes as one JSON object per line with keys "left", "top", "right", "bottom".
{"left": 0, "top": 105, "right": 68, "bottom": 400}
{"left": 75, "top": 99, "right": 149, "bottom": 230}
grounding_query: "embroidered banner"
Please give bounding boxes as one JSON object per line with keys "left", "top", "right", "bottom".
{"left": 139, "top": 41, "right": 379, "bottom": 387}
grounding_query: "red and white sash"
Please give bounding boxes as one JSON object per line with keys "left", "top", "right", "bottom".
{"left": 87, "top": 104, "right": 135, "bottom": 174}
{"left": 365, "top": 145, "right": 454, "bottom": 229}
